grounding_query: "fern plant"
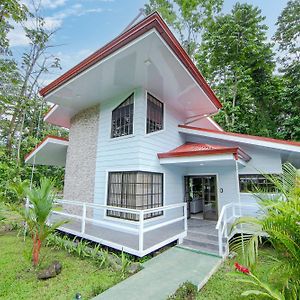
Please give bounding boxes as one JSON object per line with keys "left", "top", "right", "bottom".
{"left": 231, "top": 163, "right": 300, "bottom": 299}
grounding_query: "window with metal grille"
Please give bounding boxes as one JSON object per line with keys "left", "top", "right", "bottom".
{"left": 107, "top": 171, "right": 163, "bottom": 221}
{"left": 147, "top": 93, "right": 163, "bottom": 134}
{"left": 111, "top": 93, "right": 134, "bottom": 138}
{"left": 239, "top": 174, "right": 277, "bottom": 193}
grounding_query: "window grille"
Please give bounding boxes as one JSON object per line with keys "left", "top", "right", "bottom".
{"left": 147, "top": 93, "right": 163, "bottom": 134}
{"left": 107, "top": 171, "right": 163, "bottom": 220}
{"left": 111, "top": 93, "right": 134, "bottom": 138}
{"left": 239, "top": 174, "right": 277, "bottom": 193}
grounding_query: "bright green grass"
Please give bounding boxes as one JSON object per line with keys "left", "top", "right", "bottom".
{"left": 0, "top": 231, "right": 123, "bottom": 300}
{"left": 197, "top": 248, "right": 279, "bottom": 300}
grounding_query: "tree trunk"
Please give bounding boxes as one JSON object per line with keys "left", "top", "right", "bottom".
{"left": 16, "top": 110, "right": 26, "bottom": 163}
{"left": 32, "top": 234, "right": 42, "bottom": 266}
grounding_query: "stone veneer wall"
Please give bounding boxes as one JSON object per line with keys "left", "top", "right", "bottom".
{"left": 63, "top": 105, "right": 100, "bottom": 215}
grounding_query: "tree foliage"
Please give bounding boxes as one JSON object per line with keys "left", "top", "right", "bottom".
{"left": 145, "top": 0, "right": 223, "bottom": 57}
{"left": 0, "top": 1, "right": 66, "bottom": 204}
{"left": 145, "top": 0, "right": 299, "bottom": 141}
{"left": 196, "top": 3, "right": 280, "bottom": 135}
{"left": 0, "top": 0, "right": 28, "bottom": 54}
{"left": 273, "top": 0, "right": 300, "bottom": 141}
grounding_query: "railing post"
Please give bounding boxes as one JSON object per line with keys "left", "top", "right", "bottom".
{"left": 224, "top": 209, "right": 228, "bottom": 238}
{"left": 81, "top": 203, "right": 86, "bottom": 234}
{"left": 184, "top": 203, "right": 187, "bottom": 232}
{"left": 218, "top": 226, "right": 223, "bottom": 257}
{"left": 139, "top": 210, "right": 144, "bottom": 255}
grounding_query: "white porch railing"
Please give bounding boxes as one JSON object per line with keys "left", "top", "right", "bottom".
{"left": 50, "top": 200, "right": 187, "bottom": 257}
{"left": 215, "top": 203, "right": 260, "bottom": 257}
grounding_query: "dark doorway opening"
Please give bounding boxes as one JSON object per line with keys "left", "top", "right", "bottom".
{"left": 184, "top": 175, "right": 218, "bottom": 221}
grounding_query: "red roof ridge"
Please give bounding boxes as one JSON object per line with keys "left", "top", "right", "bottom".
{"left": 179, "top": 125, "right": 300, "bottom": 147}
{"left": 39, "top": 12, "right": 222, "bottom": 110}
{"left": 25, "top": 135, "right": 69, "bottom": 160}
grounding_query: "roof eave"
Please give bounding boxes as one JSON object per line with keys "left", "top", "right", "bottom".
{"left": 39, "top": 12, "right": 222, "bottom": 111}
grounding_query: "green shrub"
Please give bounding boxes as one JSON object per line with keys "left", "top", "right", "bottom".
{"left": 167, "top": 281, "right": 198, "bottom": 300}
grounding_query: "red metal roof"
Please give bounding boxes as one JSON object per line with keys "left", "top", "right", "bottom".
{"left": 25, "top": 135, "right": 69, "bottom": 160}
{"left": 179, "top": 125, "right": 300, "bottom": 148}
{"left": 39, "top": 12, "right": 222, "bottom": 110}
{"left": 157, "top": 142, "right": 251, "bottom": 162}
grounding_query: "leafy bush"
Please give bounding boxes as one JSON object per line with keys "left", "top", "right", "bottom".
{"left": 46, "top": 233, "right": 138, "bottom": 275}
{"left": 167, "top": 281, "right": 198, "bottom": 300}
{"left": 0, "top": 146, "right": 65, "bottom": 204}
{"left": 231, "top": 163, "right": 300, "bottom": 299}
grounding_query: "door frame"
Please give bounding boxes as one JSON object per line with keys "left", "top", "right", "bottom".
{"left": 184, "top": 173, "right": 220, "bottom": 220}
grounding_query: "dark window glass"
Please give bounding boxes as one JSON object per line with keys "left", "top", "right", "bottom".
{"left": 111, "top": 94, "right": 134, "bottom": 138}
{"left": 107, "top": 171, "right": 163, "bottom": 220}
{"left": 239, "top": 174, "right": 277, "bottom": 193}
{"left": 147, "top": 93, "right": 163, "bottom": 134}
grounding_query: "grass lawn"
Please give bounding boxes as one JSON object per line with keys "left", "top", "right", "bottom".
{"left": 197, "top": 247, "right": 279, "bottom": 300}
{"left": 0, "top": 231, "right": 123, "bottom": 300}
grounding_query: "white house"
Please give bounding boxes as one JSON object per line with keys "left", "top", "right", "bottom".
{"left": 25, "top": 12, "right": 300, "bottom": 257}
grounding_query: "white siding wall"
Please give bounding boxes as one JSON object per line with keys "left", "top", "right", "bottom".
{"left": 187, "top": 135, "right": 283, "bottom": 174}
{"left": 93, "top": 86, "right": 284, "bottom": 225}
{"left": 94, "top": 87, "right": 186, "bottom": 214}
{"left": 185, "top": 164, "right": 240, "bottom": 215}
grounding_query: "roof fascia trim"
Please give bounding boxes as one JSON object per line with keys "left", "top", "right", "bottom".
{"left": 179, "top": 125, "right": 300, "bottom": 153}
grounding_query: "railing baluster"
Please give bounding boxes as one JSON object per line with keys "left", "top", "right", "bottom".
{"left": 139, "top": 210, "right": 144, "bottom": 255}
{"left": 184, "top": 203, "right": 187, "bottom": 232}
{"left": 218, "top": 226, "right": 223, "bottom": 257}
{"left": 224, "top": 209, "right": 228, "bottom": 238}
{"left": 81, "top": 203, "right": 86, "bottom": 234}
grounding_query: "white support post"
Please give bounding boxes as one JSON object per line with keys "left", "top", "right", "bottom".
{"left": 184, "top": 203, "right": 187, "bottom": 232}
{"left": 224, "top": 209, "right": 228, "bottom": 238}
{"left": 81, "top": 203, "right": 86, "bottom": 234}
{"left": 218, "top": 226, "right": 223, "bottom": 257}
{"left": 139, "top": 210, "right": 144, "bottom": 255}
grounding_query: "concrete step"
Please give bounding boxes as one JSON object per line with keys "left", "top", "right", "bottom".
{"left": 179, "top": 240, "right": 225, "bottom": 256}
{"left": 182, "top": 237, "right": 226, "bottom": 253}
{"left": 186, "top": 230, "right": 226, "bottom": 244}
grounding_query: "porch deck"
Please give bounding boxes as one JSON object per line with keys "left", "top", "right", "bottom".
{"left": 52, "top": 215, "right": 184, "bottom": 252}
{"left": 50, "top": 200, "right": 187, "bottom": 257}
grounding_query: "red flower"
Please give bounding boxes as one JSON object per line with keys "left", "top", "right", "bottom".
{"left": 234, "top": 262, "right": 250, "bottom": 274}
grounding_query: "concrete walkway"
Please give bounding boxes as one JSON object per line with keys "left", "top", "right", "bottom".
{"left": 94, "top": 246, "right": 221, "bottom": 300}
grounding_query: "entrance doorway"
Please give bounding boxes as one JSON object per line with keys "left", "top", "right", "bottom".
{"left": 184, "top": 175, "right": 218, "bottom": 221}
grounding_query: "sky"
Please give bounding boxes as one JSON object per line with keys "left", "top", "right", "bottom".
{"left": 10, "top": 0, "right": 289, "bottom": 85}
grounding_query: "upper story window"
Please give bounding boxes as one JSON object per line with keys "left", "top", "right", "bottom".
{"left": 111, "top": 93, "right": 134, "bottom": 138}
{"left": 239, "top": 174, "right": 277, "bottom": 193}
{"left": 147, "top": 93, "right": 164, "bottom": 134}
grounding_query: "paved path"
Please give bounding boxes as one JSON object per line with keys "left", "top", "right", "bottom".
{"left": 94, "top": 246, "right": 221, "bottom": 300}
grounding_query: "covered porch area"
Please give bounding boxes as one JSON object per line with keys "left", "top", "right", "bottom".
{"left": 158, "top": 142, "right": 250, "bottom": 222}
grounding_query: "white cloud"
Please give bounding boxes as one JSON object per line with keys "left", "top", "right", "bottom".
{"left": 20, "top": 0, "right": 66, "bottom": 9}
{"left": 40, "top": 0, "right": 66, "bottom": 9}
{"left": 43, "top": 16, "right": 63, "bottom": 30}
{"left": 39, "top": 48, "right": 94, "bottom": 85}
{"left": 7, "top": 24, "right": 29, "bottom": 47}
{"left": 8, "top": 3, "right": 107, "bottom": 47}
